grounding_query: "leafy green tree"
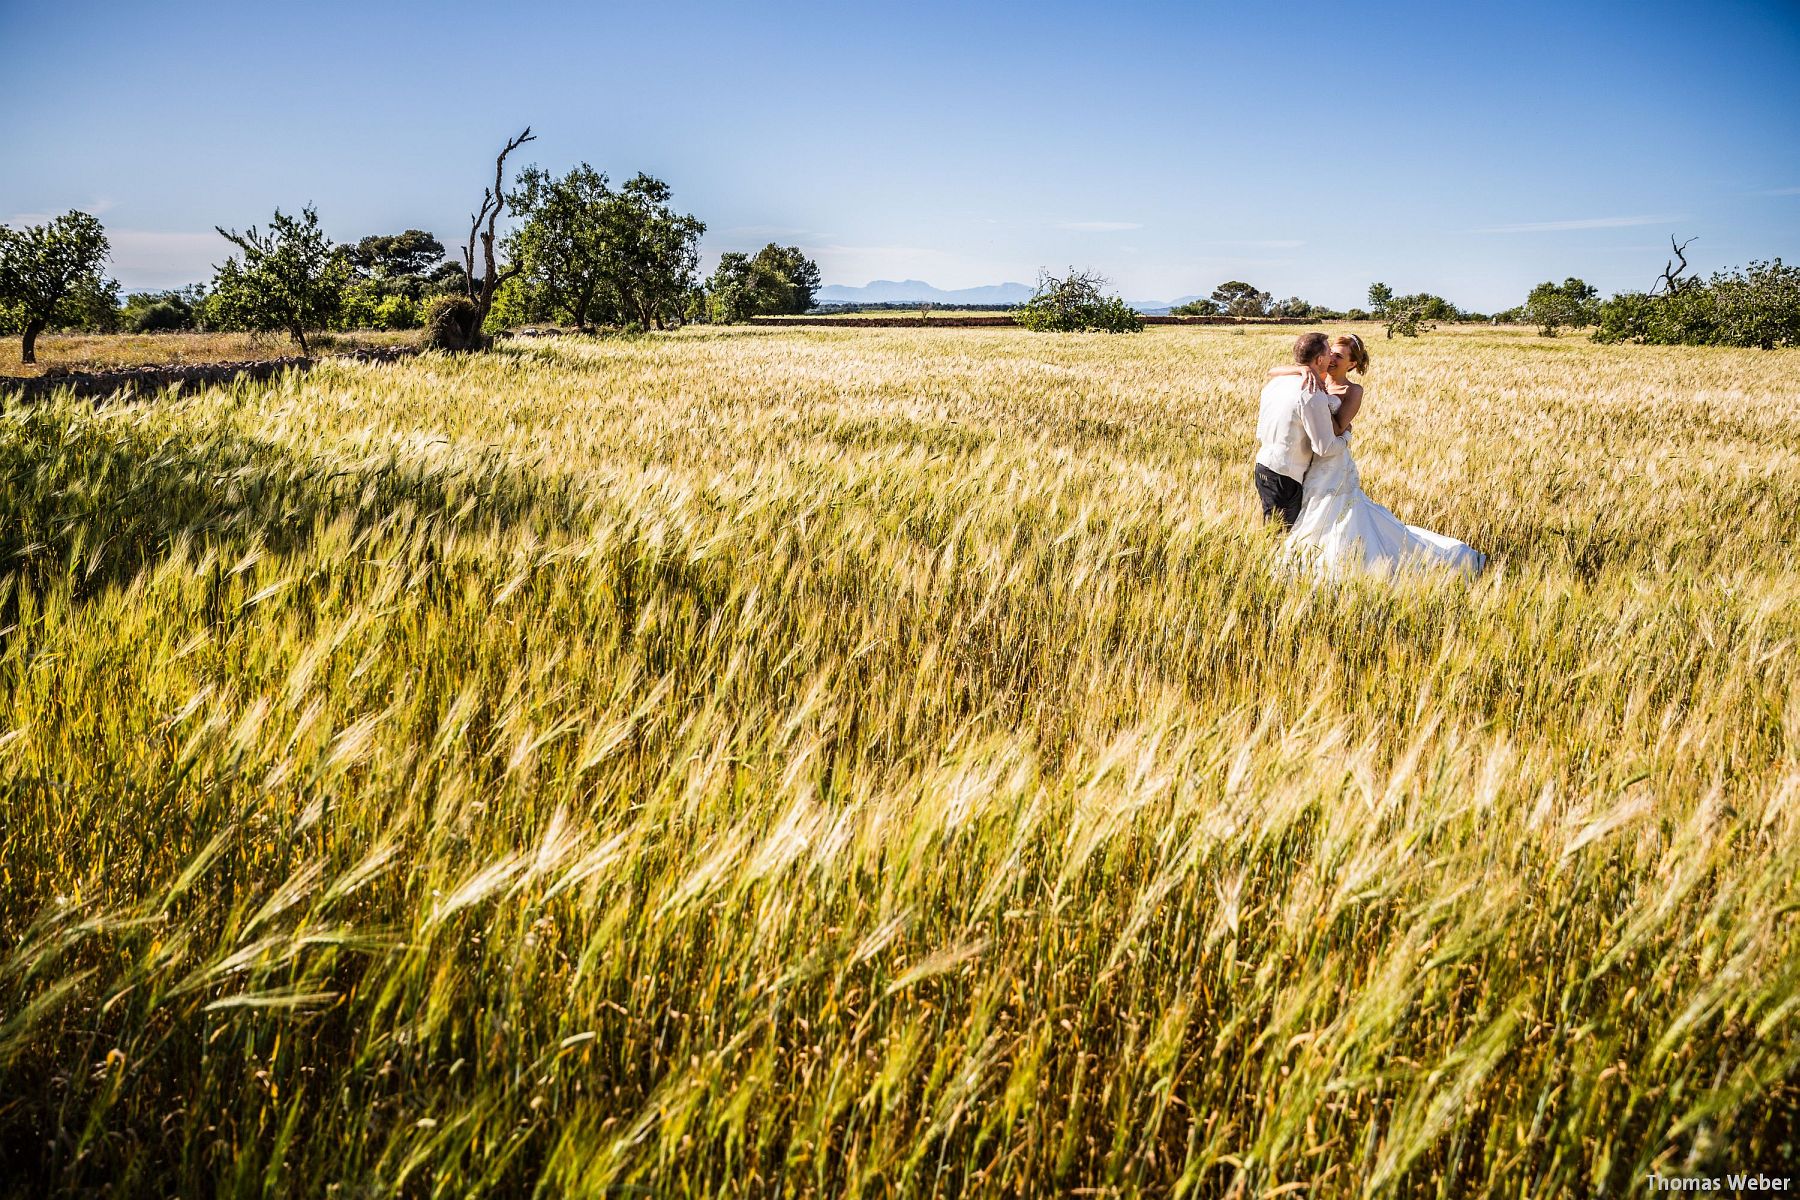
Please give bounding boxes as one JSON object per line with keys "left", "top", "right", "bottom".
{"left": 348, "top": 230, "right": 449, "bottom": 294}
{"left": 0, "top": 210, "right": 113, "bottom": 363}
{"left": 1014, "top": 267, "right": 1142, "bottom": 333}
{"left": 503, "top": 167, "right": 704, "bottom": 331}
{"left": 1366, "top": 284, "right": 1460, "bottom": 337}
{"left": 602, "top": 174, "right": 705, "bottom": 330}
{"left": 1381, "top": 297, "right": 1436, "bottom": 339}
{"left": 1170, "top": 297, "right": 1220, "bottom": 316}
{"left": 1273, "top": 296, "right": 1338, "bottom": 319}
{"left": 704, "top": 252, "right": 760, "bottom": 324}
{"left": 1212, "top": 280, "right": 1272, "bottom": 318}
{"left": 507, "top": 164, "right": 614, "bottom": 329}
{"left": 701, "top": 244, "right": 824, "bottom": 323}
{"left": 210, "top": 206, "right": 347, "bottom": 355}
{"left": 747, "top": 244, "right": 821, "bottom": 314}
{"left": 1523, "top": 277, "right": 1600, "bottom": 336}
{"left": 1594, "top": 259, "right": 1800, "bottom": 349}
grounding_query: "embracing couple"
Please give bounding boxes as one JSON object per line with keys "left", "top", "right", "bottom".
{"left": 1253, "top": 331, "right": 1485, "bottom": 578}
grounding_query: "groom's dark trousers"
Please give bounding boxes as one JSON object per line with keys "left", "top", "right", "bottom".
{"left": 1254, "top": 464, "right": 1303, "bottom": 528}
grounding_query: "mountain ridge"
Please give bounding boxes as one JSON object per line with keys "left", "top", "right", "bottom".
{"left": 815, "top": 280, "right": 1211, "bottom": 314}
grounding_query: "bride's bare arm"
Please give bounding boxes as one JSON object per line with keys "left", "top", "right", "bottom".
{"left": 1266, "top": 364, "right": 1305, "bottom": 377}
{"left": 1332, "top": 382, "right": 1363, "bottom": 435}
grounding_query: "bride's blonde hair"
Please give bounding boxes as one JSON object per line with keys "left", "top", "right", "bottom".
{"left": 1332, "top": 333, "right": 1370, "bottom": 374}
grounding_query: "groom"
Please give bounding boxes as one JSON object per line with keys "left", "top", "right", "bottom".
{"left": 1253, "top": 332, "right": 1348, "bottom": 528}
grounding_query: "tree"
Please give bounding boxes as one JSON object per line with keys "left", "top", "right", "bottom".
{"left": 704, "top": 252, "right": 761, "bottom": 324}
{"left": 1523, "top": 277, "right": 1600, "bottom": 336}
{"left": 1171, "top": 297, "right": 1220, "bottom": 316}
{"left": 1212, "top": 280, "right": 1272, "bottom": 318}
{"left": 507, "top": 163, "right": 614, "bottom": 330}
{"left": 433, "top": 127, "right": 536, "bottom": 351}
{"left": 1594, "top": 256, "right": 1799, "bottom": 349}
{"left": 348, "top": 230, "right": 450, "bottom": 295}
{"left": 210, "top": 205, "right": 347, "bottom": 355}
{"left": 600, "top": 174, "right": 705, "bottom": 330}
{"left": 1273, "top": 296, "right": 1338, "bottom": 319}
{"left": 1366, "top": 283, "right": 1460, "bottom": 337}
{"left": 1381, "top": 296, "right": 1437, "bottom": 339}
{"left": 747, "top": 244, "right": 821, "bottom": 314}
{"left": 1014, "top": 267, "right": 1143, "bottom": 333}
{"left": 0, "top": 210, "right": 112, "bottom": 364}
{"left": 700, "top": 244, "right": 824, "bottom": 323}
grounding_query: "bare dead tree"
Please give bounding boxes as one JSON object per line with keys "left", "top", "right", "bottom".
{"left": 1652, "top": 235, "right": 1697, "bottom": 297}
{"left": 430, "top": 127, "right": 535, "bottom": 349}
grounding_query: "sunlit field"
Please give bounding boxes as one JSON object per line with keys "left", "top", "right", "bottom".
{"left": 2, "top": 326, "right": 1796, "bottom": 1197}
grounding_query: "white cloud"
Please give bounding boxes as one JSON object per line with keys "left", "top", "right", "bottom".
{"left": 1473, "top": 214, "right": 1684, "bottom": 233}
{"left": 1055, "top": 220, "right": 1143, "bottom": 232}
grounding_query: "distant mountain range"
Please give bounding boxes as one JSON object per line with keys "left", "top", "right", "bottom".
{"left": 815, "top": 279, "right": 1208, "bottom": 315}
{"left": 815, "top": 280, "right": 1035, "bottom": 305}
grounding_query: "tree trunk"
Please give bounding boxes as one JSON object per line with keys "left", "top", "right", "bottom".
{"left": 293, "top": 326, "right": 311, "bottom": 357}
{"left": 21, "top": 320, "right": 44, "bottom": 365}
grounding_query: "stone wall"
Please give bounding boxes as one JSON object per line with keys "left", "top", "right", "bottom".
{"left": 0, "top": 346, "right": 422, "bottom": 405}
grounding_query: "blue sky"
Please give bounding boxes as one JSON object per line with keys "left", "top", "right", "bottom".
{"left": 3, "top": 0, "right": 1796, "bottom": 309}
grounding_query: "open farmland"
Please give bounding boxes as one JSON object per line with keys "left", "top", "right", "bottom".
{"left": 1, "top": 326, "right": 1796, "bottom": 1196}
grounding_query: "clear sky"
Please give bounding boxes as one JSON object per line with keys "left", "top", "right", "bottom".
{"left": 3, "top": 0, "right": 1796, "bottom": 309}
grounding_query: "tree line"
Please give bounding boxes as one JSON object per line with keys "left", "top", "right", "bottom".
{"left": 4, "top": 169, "right": 1795, "bottom": 359}
{"left": 0, "top": 130, "right": 823, "bottom": 363}
{"left": 1159, "top": 244, "right": 1797, "bottom": 348}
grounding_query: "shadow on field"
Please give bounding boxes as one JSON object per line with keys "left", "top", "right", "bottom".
{"left": 0, "top": 402, "right": 594, "bottom": 621}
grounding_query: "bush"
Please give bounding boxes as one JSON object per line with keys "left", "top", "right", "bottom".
{"left": 423, "top": 295, "right": 486, "bottom": 351}
{"left": 129, "top": 301, "right": 189, "bottom": 333}
{"left": 1523, "top": 278, "right": 1600, "bottom": 337}
{"left": 1014, "top": 268, "right": 1143, "bottom": 334}
{"left": 1382, "top": 297, "right": 1438, "bottom": 339}
{"left": 374, "top": 295, "right": 422, "bottom": 330}
{"left": 1593, "top": 260, "right": 1800, "bottom": 349}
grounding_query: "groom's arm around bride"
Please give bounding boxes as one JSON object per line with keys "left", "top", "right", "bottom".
{"left": 1252, "top": 332, "right": 1346, "bottom": 529}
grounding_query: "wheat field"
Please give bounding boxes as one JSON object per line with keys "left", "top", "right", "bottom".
{"left": 1, "top": 326, "right": 1795, "bottom": 1197}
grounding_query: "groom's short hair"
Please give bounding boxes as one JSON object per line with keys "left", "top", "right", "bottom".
{"left": 1293, "top": 332, "right": 1330, "bottom": 364}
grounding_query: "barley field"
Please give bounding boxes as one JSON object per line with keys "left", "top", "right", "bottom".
{"left": 1, "top": 326, "right": 1796, "bottom": 1197}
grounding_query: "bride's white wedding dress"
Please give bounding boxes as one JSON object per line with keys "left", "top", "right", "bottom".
{"left": 1285, "top": 395, "right": 1485, "bottom": 579}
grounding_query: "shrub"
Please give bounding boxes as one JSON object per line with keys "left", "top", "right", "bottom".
{"left": 1014, "top": 268, "right": 1143, "bottom": 334}
{"left": 374, "top": 295, "right": 422, "bottom": 331}
{"left": 129, "top": 300, "right": 189, "bottom": 333}
{"left": 1593, "top": 260, "right": 1800, "bottom": 349}
{"left": 1523, "top": 278, "right": 1600, "bottom": 337}
{"left": 423, "top": 295, "right": 486, "bottom": 351}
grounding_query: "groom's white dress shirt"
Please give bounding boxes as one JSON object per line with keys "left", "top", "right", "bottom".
{"left": 1255, "top": 374, "right": 1347, "bottom": 484}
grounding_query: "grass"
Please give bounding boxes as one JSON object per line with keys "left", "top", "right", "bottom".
{"left": 0, "top": 326, "right": 1796, "bottom": 1197}
{"left": 0, "top": 329, "right": 420, "bottom": 378}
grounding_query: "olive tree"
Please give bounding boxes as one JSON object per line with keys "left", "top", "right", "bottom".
{"left": 1523, "top": 277, "right": 1600, "bottom": 336}
{"left": 506, "top": 163, "right": 613, "bottom": 330}
{"left": 0, "top": 210, "right": 112, "bottom": 364}
{"left": 211, "top": 205, "right": 346, "bottom": 355}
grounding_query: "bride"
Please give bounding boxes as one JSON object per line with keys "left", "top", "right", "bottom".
{"left": 1269, "top": 334, "right": 1485, "bottom": 579}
